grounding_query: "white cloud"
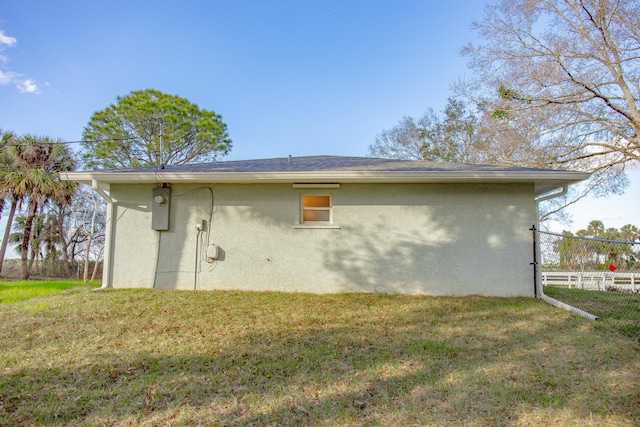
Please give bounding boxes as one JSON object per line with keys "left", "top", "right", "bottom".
{"left": 0, "top": 29, "right": 39, "bottom": 94}
{"left": 0, "top": 70, "right": 39, "bottom": 93}
{"left": 0, "top": 69, "right": 19, "bottom": 85}
{"left": 0, "top": 30, "right": 17, "bottom": 47}
{"left": 18, "top": 78, "right": 38, "bottom": 93}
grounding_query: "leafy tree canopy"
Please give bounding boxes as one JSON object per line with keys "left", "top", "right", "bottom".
{"left": 368, "top": 98, "right": 482, "bottom": 163}
{"left": 0, "top": 134, "right": 76, "bottom": 279}
{"left": 372, "top": 0, "right": 639, "bottom": 223}
{"left": 81, "top": 89, "right": 232, "bottom": 169}
{"left": 458, "top": 0, "right": 640, "bottom": 171}
{"left": 573, "top": 220, "right": 640, "bottom": 242}
{"left": 556, "top": 220, "right": 640, "bottom": 270}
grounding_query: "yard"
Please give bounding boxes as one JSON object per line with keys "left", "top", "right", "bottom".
{"left": 1, "top": 286, "right": 638, "bottom": 426}
{"left": 544, "top": 286, "right": 640, "bottom": 340}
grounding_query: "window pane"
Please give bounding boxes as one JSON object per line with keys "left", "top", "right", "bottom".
{"left": 303, "top": 195, "right": 330, "bottom": 208}
{"left": 303, "top": 210, "right": 330, "bottom": 222}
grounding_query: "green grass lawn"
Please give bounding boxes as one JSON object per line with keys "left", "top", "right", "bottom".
{"left": 544, "top": 286, "right": 640, "bottom": 339}
{"left": 0, "top": 280, "right": 100, "bottom": 305}
{"left": 1, "top": 289, "right": 639, "bottom": 426}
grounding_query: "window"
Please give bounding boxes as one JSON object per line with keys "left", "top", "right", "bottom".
{"left": 302, "top": 195, "right": 331, "bottom": 223}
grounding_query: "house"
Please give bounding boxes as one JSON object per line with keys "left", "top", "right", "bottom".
{"left": 62, "top": 156, "right": 589, "bottom": 296}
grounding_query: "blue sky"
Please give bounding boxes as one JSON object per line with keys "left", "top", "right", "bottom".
{"left": 0, "top": 0, "right": 638, "bottom": 233}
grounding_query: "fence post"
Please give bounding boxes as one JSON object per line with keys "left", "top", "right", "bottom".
{"left": 530, "top": 225, "right": 538, "bottom": 298}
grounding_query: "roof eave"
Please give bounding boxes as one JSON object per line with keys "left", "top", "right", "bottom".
{"left": 62, "top": 170, "right": 591, "bottom": 197}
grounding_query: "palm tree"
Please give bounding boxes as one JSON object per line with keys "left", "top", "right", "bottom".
{"left": 586, "top": 220, "right": 606, "bottom": 238}
{"left": 9, "top": 213, "right": 53, "bottom": 275}
{"left": 0, "top": 135, "right": 75, "bottom": 279}
{"left": 0, "top": 128, "right": 18, "bottom": 274}
{"left": 51, "top": 180, "right": 77, "bottom": 277}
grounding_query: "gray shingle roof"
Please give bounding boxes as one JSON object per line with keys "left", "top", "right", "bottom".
{"left": 64, "top": 155, "right": 590, "bottom": 197}
{"left": 100, "top": 155, "right": 565, "bottom": 174}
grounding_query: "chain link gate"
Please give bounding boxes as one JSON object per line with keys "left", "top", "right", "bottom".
{"left": 535, "top": 228, "right": 640, "bottom": 339}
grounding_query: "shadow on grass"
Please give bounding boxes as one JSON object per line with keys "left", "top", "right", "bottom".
{"left": 1, "top": 292, "right": 639, "bottom": 426}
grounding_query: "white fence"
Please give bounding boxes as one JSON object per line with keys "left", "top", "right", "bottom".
{"left": 542, "top": 271, "right": 640, "bottom": 292}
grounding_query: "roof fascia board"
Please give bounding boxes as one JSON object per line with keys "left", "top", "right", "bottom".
{"left": 63, "top": 171, "right": 590, "bottom": 197}
{"left": 63, "top": 170, "right": 590, "bottom": 184}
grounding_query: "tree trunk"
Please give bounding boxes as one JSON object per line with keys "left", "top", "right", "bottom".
{"left": 21, "top": 201, "right": 37, "bottom": 280}
{"left": 90, "top": 248, "right": 103, "bottom": 282}
{"left": 83, "top": 205, "right": 97, "bottom": 283}
{"left": 0, "top": 198, "right": 18, "bottom": 274}
{"left": 83, "top": 233, "right": 93, "bottom": 283}
{"left": 28, "top": 243, "right": 37, "bottom": 275}
{"left": 55, "top": 204, "right": 72, "bottom": 277}
{"left": 69, "top": 238, "right": 78, "bottom": 278}
{"left": 91, "top": 243, "right": 105, "bottom": 283}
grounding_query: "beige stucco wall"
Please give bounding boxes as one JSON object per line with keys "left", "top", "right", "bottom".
{"left": 107, "top": 182, "right": 537, "bottom": 296}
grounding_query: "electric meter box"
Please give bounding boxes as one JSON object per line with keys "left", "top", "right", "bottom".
{"left": 152, "top": 187, "right": 171, "bottom": 230}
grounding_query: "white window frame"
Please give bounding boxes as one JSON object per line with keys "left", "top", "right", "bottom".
{"left": 300, "top": 194, "right": 332, "bottom": 224}
{"left": 293, "top": 193, "right": 340, "bottom": 228}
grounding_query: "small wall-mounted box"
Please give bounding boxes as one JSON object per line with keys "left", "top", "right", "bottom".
{"left": 207, "top": 244, "right": 219, "bottom": 261}
{"left": 152, "top": 186, "right": 171, "bottom": 231}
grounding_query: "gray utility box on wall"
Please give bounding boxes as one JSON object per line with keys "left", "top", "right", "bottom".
{"left": 152, "top": 186, "right": 171, "bottom": 231}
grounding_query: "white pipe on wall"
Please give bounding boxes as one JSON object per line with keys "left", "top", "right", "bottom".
{"left": 535, "top": 184, "right": 599, "bottom": 321}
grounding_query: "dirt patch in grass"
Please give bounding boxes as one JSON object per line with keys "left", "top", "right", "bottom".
{"left": 1, "top": 290, "right": 638, "bottom": 426}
